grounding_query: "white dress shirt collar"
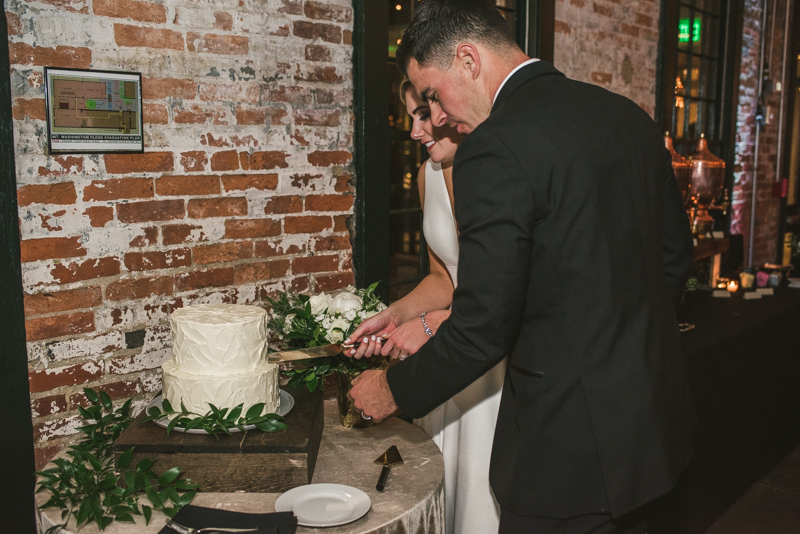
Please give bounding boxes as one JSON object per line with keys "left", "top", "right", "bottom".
{"left": 492, "top": 58, "right": 540, "bottom": 107}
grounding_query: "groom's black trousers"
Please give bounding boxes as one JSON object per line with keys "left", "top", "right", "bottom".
{"left": 498, "top": 504, "right": 649, "bottom": 534}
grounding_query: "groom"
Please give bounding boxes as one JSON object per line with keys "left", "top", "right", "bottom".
{"left": 350, "top": 0, "right": 695, "bottom": 532}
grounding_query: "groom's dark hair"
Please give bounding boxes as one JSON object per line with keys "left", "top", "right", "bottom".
{"left": 396, "top": 0, "right": 518, "bottom": 76}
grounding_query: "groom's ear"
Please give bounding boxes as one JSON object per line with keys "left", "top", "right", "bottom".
{"left": 454, "top": 43, "right": 482, "bottom": 81}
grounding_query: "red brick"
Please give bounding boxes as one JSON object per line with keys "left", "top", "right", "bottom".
{"left": 6, "top": 11, "right": 22, "bottom": 36}
{"left": 211, "top": 150, "right": 240, "bottom": 171}
{"left": 20, "top": 236, "right": 86, "bottom": 263}
{"left": 68, "top": 380, "right": 141, "bottom": 408}
{"left": 291, "top": 276, "right": 310, "bottom": 292}
{"left": 222, "top": 173, "right": 279, "bottom": 192}
{"left": 104, "top": 152, "right": 174, "bottom": 174}
{"left": 162, "top": 224, "right": 208, "bottom": 245}
{"left": 334, "top": 174, "right": 353, "bottom": 192}
{"left": 593, "top": 2, "right": 613, "bottom": 17}
{"left": 265, "top": 195, "right": 303, "bottom": 214}
{"left": 187, "top": 32, "right": 249, "bottom": 55}
{"left": 249, "top": 151, "right": 290, "bottom": 170}
{"left": 214, "top": 11, "right": 233, "bottom": 30}
{"left": 334, "top": 214, "right": 349, "bottom": 232}
{"left": 296, "top": 66, "right": 342, "bottom": 84}
{"left": 234, "top": 259, "right": 290, "bottom": 284}
{"left": 307, "top": 150, "right": 352, "bottom": 166}
{"left": 188, "top": 197, "right": 248, "bottom": 218}
{"left": 316, "top": 89, "right": 350, "bottom": 106}
{"left": 180, "top": 151, "right": 208, "bottom": 172}
{"left": 305, "top": 44, "right": 331, "bottom": 62}
{"left": 193, "top": 242, "right": 253, "bottom": 265}
{"left": 24, "top": 287, "right": 102, "bottom": 316}
{"left": 175, "top": 268, "right": 235, "bottom": 291}
{"left": 35, "top": 444, "right": 63, "bottom": 470}
{"left": 591, "top": 71, "right": 613, "bottom": 84}
{"left": 143, "top": 103, "right": 168, "bottom": 124}
{"left": 620, "top": 23, "right": 640, "bottom": 37}
{"left": 293, "top": 20, "right": 341, "bottom": 44}
{"left": 224, "top": 219, "right": 281, "bottom": 239}
{"left": 114, "top": 23, "right": 184, "bottom": 50}
{"left": 156, "top": 175, "right": 220, "bottom": 196}
{"left": 93, "top": 0, "right": 167, "bottom": 23}
{"left": 635, "top": 13, "right": 653, "bottom": 27}
{"left": 554, "top": 20, "right": 571, "bottom": 34}
{"left": 12, "top": 97, "right": 46, "bottom": 121}
{"left": 272, "top": 24, "right": 290, "bottom": 37}
{"left": 37, "top": 156, "right": 84, "bottom": 177}
{"left": 202, "top": 133, "right": 231, "bottom": 147}
{"left": 315, "top": 271, "right": 355, "bottom": 292}
{"left": 31, "top": 394, "right": 68, "bottom": 418}
{"left": 142, "top": 77, "right": 196, "bottom": 100}
{"left": 25, "top": 311, "right": 95, "bottom": 342}
{"left": 17, "top": 182, "right": 76, "bottom": 206}
{"left": 124, "top": 248, "right": 191, "bottom": 271}
{"left": 236, "top": 106, "right": 288, "bottom": 126}
{"left": 279, "top": 0, "right": 302, "bottom": 15}
{"left": 284, "top": 215, "right": 333, "bottom": 234}
{"left": 239, "top": 152, "right": 250, "bottom": 170}
{"left": 268, "top": 86, "right": 313, "bottom": 105}
{"left": 8, "top": 42, "right": 92, "bottom": 69}
{"left": 174, "top": 104, "right": 228, "bottom": 125}
{"left": 312, "top": 235, "right": 351, "bottom": 252}
{"left": 254, "top": 240, "right": 304, "bottom": 258}
{"left": 84, "top": 206, "right": 114, "bottom": 227}
{"left": 306, "top": 194, "right": 353, "bottom": 212}
{"left": 292, "top": 254, "right": 338, "bottom": 274}
{"left": 199, "top": 82, "right": 260, "bottom": 104}
{"left": 29, "top": 359, "right": 103, "bottom": 393}
{"left": 294, "top": 108, "right": 340, "bottom": 126}
{"left": 118, "top": 199, "right": 185, "bottom": 223}
{"left": 83, "top": 177, "right": 153, "bottom": 201}
{"left": 107, "top": 276, "right": 173, "bottom": 300}
{"left": 290, "top": 173, "right": 322, "bottom": 188}
{"left": 129, "top": 227, "right": 158, "bottom": 247}
{"left": 343, "top": 30, "right": 352, "bottom": 46}
{"left": 50, "top": 257, "right": 121, "bottom": 284}
{"left": 304, "top": 1, "right": 352, "bottom": 22}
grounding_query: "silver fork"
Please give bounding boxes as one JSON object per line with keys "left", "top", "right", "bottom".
{"left": 165, "top": 518, "right": 262, "bottom": 534}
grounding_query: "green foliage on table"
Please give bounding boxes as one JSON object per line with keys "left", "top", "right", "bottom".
{"left": 36, "top": 388, "right": 200, "bottom": 533}
{"left": 140, "top": 398, "right": 288, "bottom": 437}
{"left": 265, "top": 281, "right": 388, "bottom": 393}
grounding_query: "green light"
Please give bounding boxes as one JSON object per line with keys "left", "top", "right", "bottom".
{"left": 678, "top": 18, "right": 701, "bottom": 43}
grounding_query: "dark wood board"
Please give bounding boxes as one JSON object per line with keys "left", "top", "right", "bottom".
{"left": 114, "top": 386, "right": 323, "bottom": 493}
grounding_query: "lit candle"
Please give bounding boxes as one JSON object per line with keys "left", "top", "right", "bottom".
{"left": 716, "top": 278, "right": 729, "bottom": 289}
{"left": 727, "top": 280, "right": 739, "bottom": 293}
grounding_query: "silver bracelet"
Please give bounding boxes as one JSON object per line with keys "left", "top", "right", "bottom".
{"left": 419, "top": 312, "right": 433, "bottom": 337}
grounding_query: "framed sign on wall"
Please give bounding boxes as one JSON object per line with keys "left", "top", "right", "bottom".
{"left": 44, "top": 67, "right": 143, "bottom": 154}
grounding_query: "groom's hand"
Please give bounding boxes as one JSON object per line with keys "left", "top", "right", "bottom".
{"left": 349, "top": 370, "right": 398, "bottom": 422}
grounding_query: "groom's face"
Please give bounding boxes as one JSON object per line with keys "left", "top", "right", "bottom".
{"left": 407, "top": 58, "right": 488, "bottom": 135}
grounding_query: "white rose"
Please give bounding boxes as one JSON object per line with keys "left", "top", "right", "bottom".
{"left": 344, "top": 309, "right": 357, "bottom": 321}
{"left": 326, "top": 329, "right": 344, "bottom": 343}
{"left": 331, "top": 292, "right": 363, "bottom": 314}
{"left": 330, "top": 317, "right": 351, "bottom": 333}
{"left": 309, "top": 294, "right": 329, "bottom": 315}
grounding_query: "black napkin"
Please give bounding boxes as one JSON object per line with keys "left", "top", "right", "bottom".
{"left": 158, "top": 504, "right": 297, "bottom": 534}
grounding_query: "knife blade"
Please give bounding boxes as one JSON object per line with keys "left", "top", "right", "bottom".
{"left": 267, "top": 343, "right": 344, "bottom": 363}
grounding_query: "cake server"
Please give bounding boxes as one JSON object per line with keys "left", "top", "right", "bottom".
{"left": 375, "top": 445, "right": 403, "bottom": 492}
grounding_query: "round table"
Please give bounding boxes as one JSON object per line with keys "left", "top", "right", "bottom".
{"left": 36, "top": 399, "right": 445, "bottom": 534}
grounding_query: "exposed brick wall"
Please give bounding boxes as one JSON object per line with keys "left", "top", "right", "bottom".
{"left": 8, "top": 0, "right": 354, "bottom": 467}
{"left": 553, "top": 0, "right": 661, "bottom": 117}
{"left": 730, "top": 0, "right": 788, "bottom": 266}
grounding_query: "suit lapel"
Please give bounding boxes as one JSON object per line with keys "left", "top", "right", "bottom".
{"left": 491, "top": 60, "right": 564, "bottom": 113}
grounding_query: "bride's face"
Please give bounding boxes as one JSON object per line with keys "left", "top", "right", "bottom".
{"left": 405, "top": 88, "right": 464, "bottom": 164}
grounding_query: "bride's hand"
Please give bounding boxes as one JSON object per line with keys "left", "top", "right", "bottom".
{"left": 381, "top": 310, "right": 450, "bottom": 360}
{"left": 345, "top": 309, "right": 401, "bottom": 359}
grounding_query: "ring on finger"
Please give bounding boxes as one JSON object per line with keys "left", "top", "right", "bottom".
{"left": 361, "top": 412, "right": 372, "bottom": 421}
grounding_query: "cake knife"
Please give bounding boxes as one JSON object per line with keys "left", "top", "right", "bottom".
{"left": 268, "top": 342, "right": 354, "bottom": 363}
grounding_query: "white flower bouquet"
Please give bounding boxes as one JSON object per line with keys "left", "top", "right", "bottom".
{"left": 264, "top": 282, "right": 388, "bottom": 392}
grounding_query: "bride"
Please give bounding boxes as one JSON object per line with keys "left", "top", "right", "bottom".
{"left": 346, "top": 78, "right": 506, "bottom": 534}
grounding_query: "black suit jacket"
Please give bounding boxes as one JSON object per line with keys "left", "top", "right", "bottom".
{"left": 386, "top": 61, "right": 694, "bottom": 519}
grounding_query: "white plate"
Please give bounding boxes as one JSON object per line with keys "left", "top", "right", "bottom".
{"left": 274, "top": 483, "right": 371, "bottom": 527}
{"left": 147, "top": 390, "right": 294, "bottom": 434}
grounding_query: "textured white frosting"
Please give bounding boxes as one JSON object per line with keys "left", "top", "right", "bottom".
{"left": 170, "top": 304, "right": 268, "bottom": 375}
{"left": 162, "top": 359, "right": 279, "bottom": 415}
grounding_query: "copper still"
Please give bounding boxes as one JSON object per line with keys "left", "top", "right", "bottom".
{"left": 688, "top": 134, "right": 727, "bottom": 236}
{"left": 664, "top": 133, "right": 693, "bottom": 211}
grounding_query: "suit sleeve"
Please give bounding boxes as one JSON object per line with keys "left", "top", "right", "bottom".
{"left": 386, "top": 131, "right": 535, "bottom": 418}
{"left": 660, "top": 148, "right": 694, "bottom": 304}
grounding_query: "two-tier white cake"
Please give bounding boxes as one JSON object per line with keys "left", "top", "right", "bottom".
{"left": 161, "top": 304, "right": 279, "bottom": 415}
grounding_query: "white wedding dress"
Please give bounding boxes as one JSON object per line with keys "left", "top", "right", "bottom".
{"left": 416, "top": 160, "right": 506, "bottom": 534}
